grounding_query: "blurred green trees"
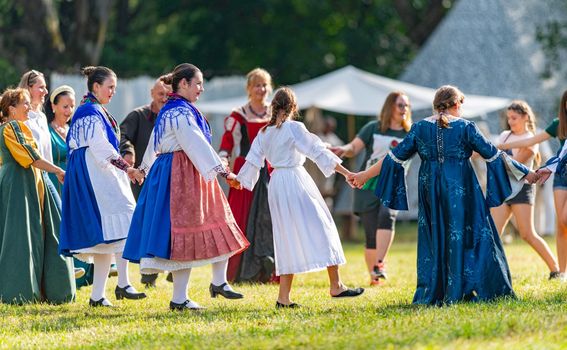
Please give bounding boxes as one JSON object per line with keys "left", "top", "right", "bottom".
{"left": 0, "top": 0, "right": 454, "bottom": 88}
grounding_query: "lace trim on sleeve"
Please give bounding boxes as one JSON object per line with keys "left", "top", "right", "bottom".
{"left": 485, "top": 150, "right": 500, "bottom": 163}
{"left": 388, "top": 150, "right": 404, "bottom": 164}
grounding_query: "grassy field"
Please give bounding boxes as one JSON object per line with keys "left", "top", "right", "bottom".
{"left": 2, "top": 221, "right": 567, "bottom": 349}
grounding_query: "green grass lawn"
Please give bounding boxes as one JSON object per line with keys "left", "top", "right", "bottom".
{"left": 2, "top": 222, "right": 567, "bottom": 349}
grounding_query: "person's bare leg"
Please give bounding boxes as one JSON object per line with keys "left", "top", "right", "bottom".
{"left": 490, "top": 204, "right": 512, "bottom": 236}
{"left": 554, "top": 190, "right": 567, "bottom": 272}
{"left": 277, "top": 274, "right": 294, "bottom": 305}
{"left": 327, "top": 265, "right": 347, "bottom": 296}
{"left": 512, "top": 204, "right": 559, "bottom": 272}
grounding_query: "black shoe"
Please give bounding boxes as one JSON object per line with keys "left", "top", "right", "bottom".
{"left": 276, "top": 301, "right": 300, "bottom": 308}
{"left": 549, "top": 271, "right": 562, "bottom": 280}
{"left": 141, "top": 273, "right": 158, "bottom": 288}
{"left": 169, "top": 299, "right": 205, "bottom": 311}
{"left": 89, "top": 297, "right": 113, "bottom": 307}
{"left": 331, "top": 287, "right": 365, "bottom": 298}
{"left": 209, "top": 283, "right": 243, "bottom": 299}
{"left": 115, "top": 285, "right": 147, "bottom": 300}
{"left": 166, "top": 272, "right": 173, "bottom": 283}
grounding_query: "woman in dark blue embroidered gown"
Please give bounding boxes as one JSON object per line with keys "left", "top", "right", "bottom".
{"left": 351, "top": 85, "right": 538, "bottom": 305}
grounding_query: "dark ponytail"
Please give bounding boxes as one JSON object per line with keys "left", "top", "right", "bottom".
{"left": 81, "top": 66, "right": 116, "bottom": 92}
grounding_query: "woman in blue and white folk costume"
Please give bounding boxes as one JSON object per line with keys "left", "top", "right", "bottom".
{"left": 123, "top": 63, "right": 249, "bottom": 311}
{"left": 59, "top": 66, "right": 146, "bottom": 307}
{"left": 352, "top": 85, "right": 538, "bottom": 305}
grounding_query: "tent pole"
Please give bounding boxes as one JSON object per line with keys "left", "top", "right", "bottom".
{"left": 341, "top": 114, "right": 356, "bottom": 241}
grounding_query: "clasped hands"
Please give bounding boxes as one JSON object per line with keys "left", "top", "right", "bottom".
{"left": 127, "top": 167, "right": 145, "bottom": 185}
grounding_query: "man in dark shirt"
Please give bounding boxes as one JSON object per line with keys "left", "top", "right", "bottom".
{"left": 120, "top": 77, "right": 171, "bottom": 197}
{"left": 120, "top": 77, "right": 171, "bottom": 287}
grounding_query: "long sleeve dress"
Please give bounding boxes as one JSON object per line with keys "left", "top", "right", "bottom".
{"left": 236, "top": 121, "right": 346, "bottom": 275}
{"left": 123, "top": 95, "right": 249, "bottom": 274}
{"left": 48, "top": 125, "right": 68, "bottom": 194}
{"left": 219, "top": 107, "right": 274, "bottom": 282}
{"left": 59, "top": 93, "right": 136, "bottom": 261}
{"left": 0, "top": 120, "right": 75, "bottom": 304}
{"left": 374, "top": 117, "right": 530, "bottom": 305}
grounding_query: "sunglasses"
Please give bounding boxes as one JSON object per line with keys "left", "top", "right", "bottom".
{"left": 508, "top": 104, "right": 526, "bottom": 114}
{"left": 26, "top": 70, "right": 40, "bottom": 87}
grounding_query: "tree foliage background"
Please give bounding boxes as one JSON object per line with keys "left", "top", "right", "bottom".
{"left": 0, "top": 0, "right": 455, "bottom": 89}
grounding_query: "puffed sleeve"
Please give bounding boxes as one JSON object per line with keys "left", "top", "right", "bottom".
{"left": 172, "top": 108, "right": 227, "bottom": 181}
{"left": 236, "top": 133, "right": 266, "bottom": 190}
{"left": 374, "top": 124, "right": 418, "bottom": 210}
{"left": 218, "top": 114, "right": 239, "bottom": 159}
{"left": 84, "top": 116, "right": 122, "bottom": 168}
{"left": 465, "top": 122, "right": 529, "bottom": 207}
{"left": 3, "top": 121, "right": 41, "bottom": 168}
{"left": 289, "top": 121, "right": 341, "bottom": 177}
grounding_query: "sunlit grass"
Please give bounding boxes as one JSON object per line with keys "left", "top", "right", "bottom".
{"left": 1, "top": 222, "right": 567, "bottom": 349}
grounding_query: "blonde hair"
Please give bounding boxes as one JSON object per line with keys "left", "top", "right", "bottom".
{"left": 0, "top": 88, "right": 29, "bottom": 122}
{"left": 18, "top": 70, "right": 45, "bottom": 89}
{"left": 507, "top": 100, "right": 541, "bottom": 166}
{"left": 262, "top": 87, "right": 298, "bottom": 132}
{"left": 379, "top": 91, "right": 412, "bottom": 132}
{"left": 433, "top": 85, "right": 465, "bottom": 128}
{"left": 246, "top": 68, "right": 273, "bottom": 99}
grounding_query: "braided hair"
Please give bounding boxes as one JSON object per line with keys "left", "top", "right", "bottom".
{"left": 432, "top": 85, "right": 465, "bottom": 128}
{"left": 261, "top": 87, "right": 298, "bottom": 132}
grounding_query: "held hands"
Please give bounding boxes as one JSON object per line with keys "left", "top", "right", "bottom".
{"left": 226, "top": 172, "right": 242, "bottom": 190}
{"left": 534, "top": 168, "right": 552, "bottom": 185}
{"left": 347, "top": 170, "right": 370, "bottom": 189}
{"left": 127, "top": 167, "right": 145, "bottom": 185}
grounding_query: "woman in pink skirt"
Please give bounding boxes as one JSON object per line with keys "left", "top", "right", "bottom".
{"left": 123, "top": 63, "right": 249, "bottom": 310}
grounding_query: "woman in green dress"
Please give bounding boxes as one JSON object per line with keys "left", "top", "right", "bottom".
{"left": 0, "top": 88, "right": 75, "bottom": 304}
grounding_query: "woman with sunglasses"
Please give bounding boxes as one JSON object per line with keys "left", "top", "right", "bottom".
{"left": 500, "top": 90, "right": 567, "bottom": 279}
{"left": 491, "top": 101, "right": 559, "bottom": 279}
{"left": 330, "top": 91, "right": 412, "bottom": 286}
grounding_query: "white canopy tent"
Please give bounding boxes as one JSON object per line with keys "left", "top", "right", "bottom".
{"left": 197, "top": 65, "right": 511, "bottom": 118}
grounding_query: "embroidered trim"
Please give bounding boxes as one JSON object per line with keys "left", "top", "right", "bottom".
{"left": 109, "top": 156, "right": 130, "bottom": 172}
{"left": 388, "top": 150, "right": 404, "bottom": 164}
{"left": 486, "top": 150, "right": 501, "bottom": 163}
{"left": 213, "top": 164, "right": 231, "bottom": 178}
{"left": 436, "top": 121, "right": 444, "bottom": 163}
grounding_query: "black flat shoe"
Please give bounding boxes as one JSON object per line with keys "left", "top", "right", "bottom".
{"left": 115, "top": 285, "right": 147, "bottom": 300}
{"left": 141, "top": 273, "right": 158, "bottom": 288}
{"left": 89, "top": 297, "right": 113, "bottom": 307}
{"left": 276, "top": 301, "right": 300, "bottom": 309}
{"left": 331, "top": 287, "right": 365, "bottom": 298}
{"left": 169, "top": 299, "right": 205, "bottom": 311}
{"left": 209, "top": 283, "right": 243, "bottom": 299}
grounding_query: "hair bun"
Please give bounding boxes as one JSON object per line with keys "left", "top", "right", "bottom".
{"left": 81, "top": 66, "right": 96, "bottom": 76}
{"left": 160, "top": 73, "right": 174, "bottom": 85}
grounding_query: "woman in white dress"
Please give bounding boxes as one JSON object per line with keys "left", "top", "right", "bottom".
{"left": 59, "top": 66, "right": 146, "bottom": 307}
{"left": 236, "top": 87, "right": 364, "bottom": 308}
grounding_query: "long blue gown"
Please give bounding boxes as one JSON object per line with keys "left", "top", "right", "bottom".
{"left": 375, "top": 118, "right": 529, "bottom": 305}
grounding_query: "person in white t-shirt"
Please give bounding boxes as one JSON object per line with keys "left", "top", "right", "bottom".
{"left": 492, "top": 100, "right": 560, "bottom": 279}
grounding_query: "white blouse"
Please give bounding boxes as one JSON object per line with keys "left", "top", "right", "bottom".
{"left": 139, "top": 105, "right": 225, "bottom": 181}
{"left": 237, "top": 121, "right": 341, "bottom": 189}
{"left": 25, "top": 110, "right": 53, "bottom": 163}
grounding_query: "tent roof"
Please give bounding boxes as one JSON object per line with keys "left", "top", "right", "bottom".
{"left": 197, "top": 65, "right": 510, "bottom": 118}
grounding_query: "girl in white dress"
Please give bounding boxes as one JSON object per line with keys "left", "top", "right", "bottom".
{"left": 236, "top": 87, "right": 364, "bottom": 308}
